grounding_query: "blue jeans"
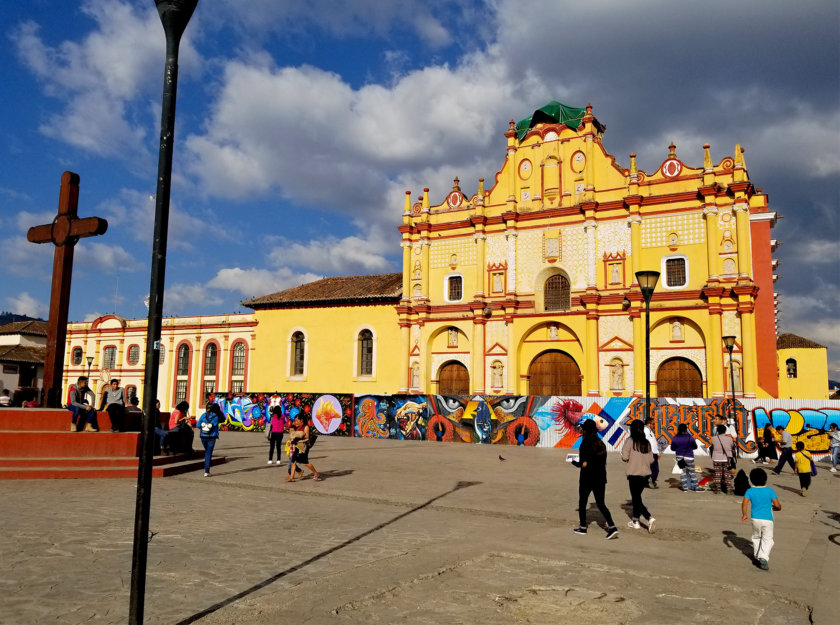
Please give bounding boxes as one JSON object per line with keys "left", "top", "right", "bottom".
{"left": 677, "top": 456, "right": 698, "bottom": 490}
{"left": 201, "top": 437, "right": 216, "bottom": 473}
{"left": 831, "top": 447, "right": 839, "bottom": 469}
{"left": 68, "top": 405, "right": 96, "bottom": 426}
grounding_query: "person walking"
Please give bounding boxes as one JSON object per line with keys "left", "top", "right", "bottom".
{"left": 741, "top": 468, "right": 781, "bottom": 571}
{"left": 101, "top": 379, "right": 125, "bottom": 432}
{"left": 710, "top": 424, "right": 736, "bottom": 494}
{"left": 670, "top": 423, "right": 699, "bottom": 492}
{"left": 197, "top": 403, "right": 221, "bottom": 477}
{"left": 793, "top": 441, "right": 814, "bottom": 497}
{"left": 772, "top": 425, "right": 795, "bottom": 474}
{"left": 643, "top": 416, "right": 660, "bottom": 488}
{"left": 572, "top": 420, "right": 619, "bottom": 539}
{"left": 621, "top": 420, "right": 656, "bottom": 532}
{"left": 286, "top": 414, "right": 320, "bottom": 482}
{"left": 828, "top": 423, "right": 840, "bottom": 473}
{"left": 266, "top": 405, "right": 287, "bottom": 465}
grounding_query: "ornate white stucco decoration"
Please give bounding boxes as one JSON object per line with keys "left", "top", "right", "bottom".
{"left": 486, "top": 234, "right": 507, "bottom": 264}
{"left": 722, "top": 310, "right": 741, "bottom": 341}
{"left": 485, "top": 320, "right": 508, "bottom": 349}
{"left": 598, "top": 315, "right": 633, "bottom": 345}
{"left": 641, "top": 212, "right": 705, "bottom": 248}
{"left": 431, "top": 352, "right": 470, "bottom": 376}
{"left": 596, "top": 220, "right": 632, "bottom": 258}
{"left": 430, "top": 237, "right": 476, "bottom": 268}
{"left": 515, "top": 230, "right": 543, "bottom": 290}
{"left": 561, "top": 225, "right": 587, "bottom": 288}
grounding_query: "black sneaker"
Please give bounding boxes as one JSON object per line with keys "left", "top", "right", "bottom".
{"left": 573, "top": 526, "right": 587, "bottom": 535}
{"left": 605, "top": 527, "right": 619, "bottom": 540}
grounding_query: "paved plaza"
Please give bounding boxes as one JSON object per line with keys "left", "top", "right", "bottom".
{"left": 1, "top": 432, "right": 837, "bottom": 624}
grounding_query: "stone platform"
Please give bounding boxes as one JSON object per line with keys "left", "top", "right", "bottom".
{"left": 0, "top": 432, "right": 836, "bottom": 624}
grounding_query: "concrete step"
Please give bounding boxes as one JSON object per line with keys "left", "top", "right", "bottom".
{"left": 0, "top": 408, "right": 114, "bottom": 431}
{"left": 0, "top": 452, "right": 204, "bottom": 468}
{"left": 0, "top": 455, "right": 226, "bottom": 480}
{"left": 0, "top": 431, "right": 142, "bottom": 458}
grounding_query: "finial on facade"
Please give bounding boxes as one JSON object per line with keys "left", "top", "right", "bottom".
{"left": 422, "top": 187, "right": 430, "bottom": 209}
{"left": 586, "top": 103, "right": 592, "bottom": 114}
{"left": 478, "top": 177, "right": 485, "bottom": 196}
{"left": 668, "top": 142, "right": 677, "bottom": 158}
{"left": 509, "top": 120, "right": 515, "bottom": 131}
{"left": 629, "top": 153, "right": 637, "bottom": 174}
{"left": 404, "top": 190, "right": 411, "bottom": 214}
{"left": 703, "top": 144, "right": 712, "bottom": 170}
{"left": 452, "top": 177, "right": 461, "bottom": 191}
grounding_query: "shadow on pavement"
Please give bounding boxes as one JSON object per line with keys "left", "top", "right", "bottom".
{"left": 722, "top": 530, "right": 754, "bottom": 561}
{"left": 173, "top": 480, "right": 482, "bottom": 625}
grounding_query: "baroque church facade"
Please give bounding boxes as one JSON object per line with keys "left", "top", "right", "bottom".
{"left": 63, "top": 103, "right": 830, "bottom": 406}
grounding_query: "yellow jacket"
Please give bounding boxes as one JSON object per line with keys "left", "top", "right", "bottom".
{"left": 793, "top": 449, "right": 813, "bottom": 474}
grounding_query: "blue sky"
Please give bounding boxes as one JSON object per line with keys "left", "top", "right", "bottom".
{"left": 1, "top": 0, "right": 838, "bottom": 380}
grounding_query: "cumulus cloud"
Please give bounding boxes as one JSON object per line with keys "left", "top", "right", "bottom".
{"left": 5, "top": 292, "right": 47, "bottom": 318}
{"left": 0, "top": 236, "right": 52, "bottom": 278}
{"left": 74, "top": 242, "right": 142, "bottom": 273}
{"left": 163, "top": 283, "right": 224, "bottom": 313}
{"left": 208, "top": 267, "right": 321, "bottom": 299}
{"left": 10, "top": 0, "right": 201, "bottom": 160}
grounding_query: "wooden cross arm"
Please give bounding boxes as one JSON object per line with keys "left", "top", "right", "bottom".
{"left": 28, "top": 216, "right": 108, "bottom": 246}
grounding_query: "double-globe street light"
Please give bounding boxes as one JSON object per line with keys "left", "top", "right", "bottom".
{"left": 636, "top": 271, "right": 660, "bottom": 425}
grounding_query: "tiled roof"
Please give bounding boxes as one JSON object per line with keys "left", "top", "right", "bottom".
{"left": 0, "top": 344, "right": 46, "bottom": 364}
{"left": 776, "top": 333, "right": 825, "bottom": 349}
{"left": 0, "top": 320, "right": 48, "bottom": 337}
{"left": 243, "top": 273, "right": 403, "bottom": 309}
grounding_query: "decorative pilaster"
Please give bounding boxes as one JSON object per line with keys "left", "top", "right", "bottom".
{"left": 628, "top": 214, "right": 641, "bottom": 283}
{"left": 702, "top": 204, "right": 720, "bottom": 282}
{"left": 733, "top": 202, "right": 752, "bottom": 279}
{"left": 584, "top": 219, "right": 597, "bottom": 288}
{"left": 703, "top": 285, "right": 726, "bottom": 396}
{"left": 506, "top": 230, "right": 518, "bottom": 292}
{"left": 398, "top": 322, "right": 410, "bottom": 393}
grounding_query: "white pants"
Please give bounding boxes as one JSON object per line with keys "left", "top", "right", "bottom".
{"left": 751, "top": 519, "right": 774, "bottom": 561}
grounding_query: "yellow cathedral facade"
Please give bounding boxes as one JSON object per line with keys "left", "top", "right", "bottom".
{"left": 63, "top": 103, "right": 830, "bottom": 405}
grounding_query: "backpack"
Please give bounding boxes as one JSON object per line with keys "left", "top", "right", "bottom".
{"left": 199, "top": 417, "right": 213, "bottom": 434}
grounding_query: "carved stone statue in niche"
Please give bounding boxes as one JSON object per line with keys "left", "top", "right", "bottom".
{"left": 411, "top": 363, "right": 420, "bottom": 389}
{"left": 493, "top": 272, "right": 504, "bottom": 292}
{"left": 491, "top": 361, "right": 504, "bottom": 388}
{"left": 412, "top": 284, "right": 422, "bottom": 298}
{"left": 549, "top": 324, "right": 559, "bottom": 340}
{"left": 413, "top": 260, "right": 422, "bottom": 280}
{"left": 610, "top": 359, "right": 624, "bottom": 390}
{"left": 732, "top": 363, "right": 742, "bottom": 392}
{"left": 672, "top": 319, "right": 683, "bottom": 341}
{"left": 610, "top": 263, "right": 621, "bottom": 284}
{"left": 448, "top": 327, "right": 458, "bottom": 348}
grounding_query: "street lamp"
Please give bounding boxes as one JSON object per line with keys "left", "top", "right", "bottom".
{"left": 86, "top": 356, "right": 94, "bottom": 379}
{"left": 130, "top": 2, "right": 198, "bottom": 624}
{"left": 636, "top": 271, "right": 660, "bottom": 425}
{"left": 723, "top": 335, "right": 737, "bottom": 424}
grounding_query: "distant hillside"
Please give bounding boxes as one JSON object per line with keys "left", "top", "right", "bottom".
{"left": 0, "top": 311, "right": 45, "bottom": 325}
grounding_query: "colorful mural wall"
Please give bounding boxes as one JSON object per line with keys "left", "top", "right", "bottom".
{"left": 210, "top": 391, "right": 839, "bottom": 460}
{"left": 204, "top": 392, "right": 353, "bottom": 435}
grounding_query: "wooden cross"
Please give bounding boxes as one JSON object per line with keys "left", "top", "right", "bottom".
{"left": 27, "top": 172, "right": 108, "bottom": 408}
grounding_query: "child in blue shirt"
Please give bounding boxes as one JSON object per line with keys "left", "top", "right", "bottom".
{"left": 741, "top": 468, "right": 781, "bottom": 570}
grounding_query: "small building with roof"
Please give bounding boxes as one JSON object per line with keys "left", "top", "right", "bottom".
{"left": 0, "top": 320, "right": 47, "bottom": 402}
{"left": 776, "top": 333, "right": 829, "bottom": 399}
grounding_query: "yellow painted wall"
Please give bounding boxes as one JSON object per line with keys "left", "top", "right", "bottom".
{"left": 249, "top": 304, "right": 401, "bottom": 394}
{"left": 777, "top": 348, "right": 829, "bottom": 400}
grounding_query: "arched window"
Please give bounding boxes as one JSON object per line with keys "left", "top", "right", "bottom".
{"left": 203, "top": 344, "right": 218, "bottom": 395}
{"left": 291, "top": 333, "right": 305, "bottom": 376}
{"left": 786, "top": 358, "right": 797, "bottom": 379}
{"left": 127, "top": 345, "right": 140, "bottom": 366}
{"left": 231, "top": 342, "right": 246, "bottom": 392}
{"left": 358, "top": 330, "right": 373, "bottom": 376}
{"left": 544, "top": 274, "right": 570, "bottom": 311}
{"left": 175, "top": 344, "right": 190, "bottom": 404}
{"left": 102, "top": 346, "right": 117, "bottom": 370}
{"left": 72, "top": 347, "right": 83, "bottom": 366}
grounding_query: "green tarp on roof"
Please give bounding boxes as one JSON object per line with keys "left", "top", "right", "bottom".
{"left": 514, "top": 101, "right": 594, "bottom": 140}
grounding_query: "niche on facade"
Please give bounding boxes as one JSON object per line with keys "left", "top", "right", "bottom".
{"left": 609, "top": 357, "right": 625, "bottom": 390}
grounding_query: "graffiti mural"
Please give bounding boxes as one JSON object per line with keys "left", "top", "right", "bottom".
{"left": 750, "top": 403, "right": 840, "bottom": 457}
{"left": 355, "top": 395, "right": 428, "bottom": 439}
{"left": 426, "top": 395, "right": 539, "bottom": 445}
{"left": 204, "top": 392, "right": 353, "bottom": 435}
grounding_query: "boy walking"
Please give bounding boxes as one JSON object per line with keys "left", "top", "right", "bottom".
{"left": 793, "top": 441, "right": 814, "bottom": 497}
{"left": 741, "top": 468, "right": 781, "bottom": 571}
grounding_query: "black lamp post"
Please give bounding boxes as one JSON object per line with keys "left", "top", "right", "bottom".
{"left": 130, "top": 2, "right": 198, "bottom": 624}
{"left": 636, "top": 271, "right": 660, "bottom": 424}
{"left": 723, "top": 335, "right": 737, "bottom": 423}
{"left": 86, "top": 356, "right": 94, "bottom": 379}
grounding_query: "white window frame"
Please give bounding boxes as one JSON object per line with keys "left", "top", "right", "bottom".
{"left": 352, "top": 326, "right": 377, "bottom": 380}
{"left": 287, "top": 327, "right": 308, "bottom": 380}
{"left": 660, "top": 254, "right": 689, "bottom": 290}
{"left": 444, "top": 272, "right": 464, "bottom": 303}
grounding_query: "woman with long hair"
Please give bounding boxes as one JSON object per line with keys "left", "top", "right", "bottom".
{"left": 621, "top": 419, "right": 656, "bottom": 532}
{"left": 572, "top": 419, "right": 619, "bottom": 539}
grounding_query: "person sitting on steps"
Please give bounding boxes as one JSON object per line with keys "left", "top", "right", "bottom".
{"left": 67, "top": 376, "right": 98, "bottom": 432}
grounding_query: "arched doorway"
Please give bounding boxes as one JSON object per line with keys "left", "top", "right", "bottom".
{"left": 438, "top": 361, "right": 470, "bottom": 395}
{"left": 656, "top": 357, "right": 703, "bottom": 397}
{"left": 528, "top": 350, "right": 581, "bottom": 396}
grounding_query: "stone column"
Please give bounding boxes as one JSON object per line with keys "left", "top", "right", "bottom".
{"left": 734, "top": 202, "right": 752, "bottom": 279}
{"left": 420, "top": 238, "right": 431, "bottom": 299}
{"left": 398, "top": 322, "right": 410, "bottom": 394}
{"left": 703, "top": 205, "right": 719, "bottom": 281}
{"left": 631, "top": 308, "right": 644, "bottom": 396}
{"left": 474, "top": 232, "right": 486, "bottom": 298}
{"left": 506, "top": 230, "right": 517, "bottom": 293}
{"left": 586, "top": 312, "right": 600, "bottom": 396}
{"left": 585, "top": 220, "right": 597, "bottom": 288}
{"left": 628, "top": 215, "right": 641, "bottom": 282}
{"left": 472, "top": 319, "right": 486, "bottom": 394}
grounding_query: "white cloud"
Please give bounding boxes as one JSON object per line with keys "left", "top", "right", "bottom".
{"left": 797, "top": 240, "right": 840, "bottom": 264}
{"left": 163, "top": 283, "right": 224, "bottom": 313}
{"left": 207, "top": 267, "right": 320, "bottom": 299}
{"left": 10, "top": 0, "right": 201, "bottom": 160}
{"left": 5, "top": 292, "right": 47, "bottom": 318}
{"left": 15, "top": 210, "right": 57, "bottom": 232}
{"left": 74, "top": 242, "right": 142, "bottom": 273}
{"left": 0, "top": 236, "right": 52, "bottom": 277}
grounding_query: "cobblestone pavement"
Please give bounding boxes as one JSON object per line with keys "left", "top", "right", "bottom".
{"left": 1, "top": 433, "right": 837, "bottom": 624}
